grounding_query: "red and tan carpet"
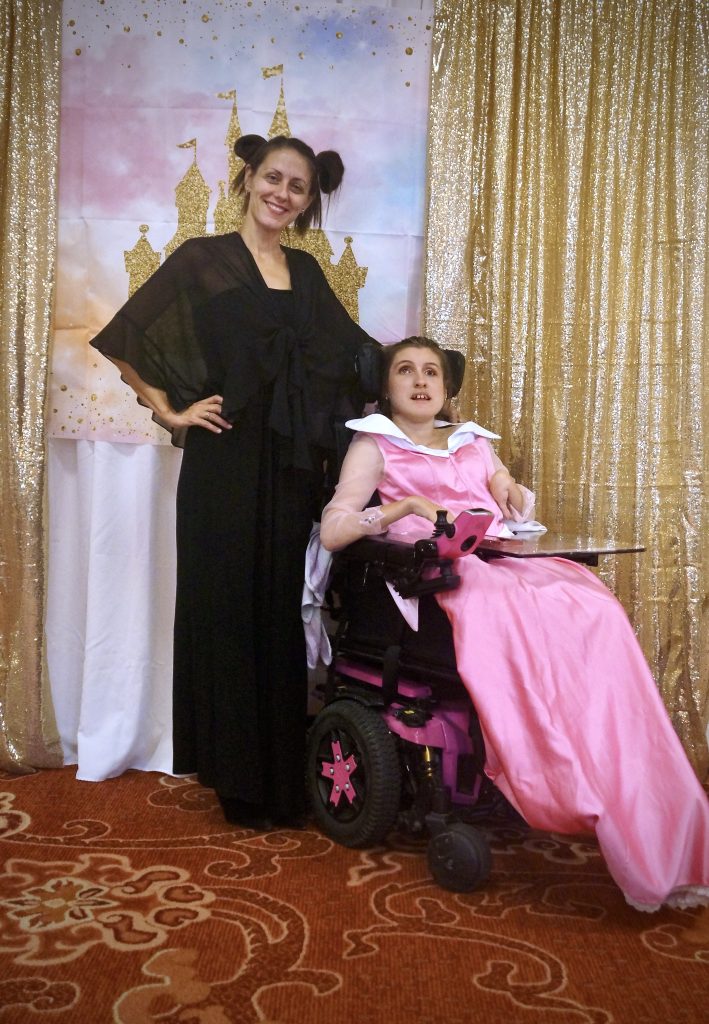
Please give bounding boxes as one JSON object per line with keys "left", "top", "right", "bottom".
{"left": 0, "top": 766, "right": 706, "bottom": 1023}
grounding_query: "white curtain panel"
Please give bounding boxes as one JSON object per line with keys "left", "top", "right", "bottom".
{"left": 46, "top": 439, "right": 181, "bottom": 779}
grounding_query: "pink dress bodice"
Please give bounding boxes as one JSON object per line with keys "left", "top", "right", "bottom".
{"left": 374, "top": 434, "right": 508, "bottom": 540}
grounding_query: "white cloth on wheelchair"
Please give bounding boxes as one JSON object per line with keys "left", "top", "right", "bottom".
{"left": 503, "top": 519, "right": 547, "bottom": 534}
{"left": 385, "top": 582, "right": 419, "bottom": 631}
{"left": 302, "top": 524, "right": 333, "bottom": 668}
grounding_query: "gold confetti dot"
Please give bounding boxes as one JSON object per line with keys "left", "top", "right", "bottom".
{"left": 61, "top": 425, "right": 66, "bottom": 431}
{"left": 68, "top": 19, "right": 75, "bottom": 27}
{"left": 157, "top": 30, "right": 162, "bottom": 36}
{"left": 123, "top": 25, "right": 130, "bottom": 33}
{"left": 405, "top": 81, "right": 411, "bottom": 87}
{"left": 75, "top": 48, "right": 82, "bottom": 56}
{"left": 298, "top": 52, "right": 304, "bottom": 59}
{"left": 202, "top": 14, "right": 210, "bottom": 22}
{"left": 405, "top": 47, "right": 413, "bottom": 55}
{"left": 336, "top": 32, "right": 343, "bottom": 39}
{"left": 91, "top": 394, "right": 97, "bottom": 402}
{"left": 60, "top": 384, "right": 68, "bottom": 392}
{"left": 179, "top": 38, "right": 185, "bottom": 44}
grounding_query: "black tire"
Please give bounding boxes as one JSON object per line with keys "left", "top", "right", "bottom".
{"left": 306, "top": 700, "right": 401, "bottom": 847}
{"left": 427, "top": 823, "right": 491, "bottom": 892}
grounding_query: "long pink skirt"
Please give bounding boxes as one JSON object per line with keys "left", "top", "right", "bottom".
{"left": 437, "top": 554, "right": 709, "bottom": 911}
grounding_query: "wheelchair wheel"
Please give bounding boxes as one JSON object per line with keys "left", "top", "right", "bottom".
{"left": 306, "top": 700, "right": 401, "bottom": 848}
{"left": 426, "top": 822, "right": 491, "bottom": 892}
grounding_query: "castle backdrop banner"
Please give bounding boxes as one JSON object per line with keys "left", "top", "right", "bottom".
{"left": 50, "top": 0, "right": 432, "bottom": 444}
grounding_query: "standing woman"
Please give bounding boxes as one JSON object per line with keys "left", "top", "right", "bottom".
{"left": 91, "top": 134, "right": 374, "bottom": 828}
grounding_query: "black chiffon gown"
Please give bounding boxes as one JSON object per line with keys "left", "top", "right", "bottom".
{"left": 173, "top": 291, "right": 320, "bottom": 822}
{"left": 90, "top": 234, "right": 374, "bottom": 824}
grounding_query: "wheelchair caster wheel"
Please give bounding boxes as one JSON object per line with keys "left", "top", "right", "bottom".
{"left": 426, "top": 822, "right": 491, "bottom": 892}
{"left": 306, "top": 699, "right": 401, "bottom": 848}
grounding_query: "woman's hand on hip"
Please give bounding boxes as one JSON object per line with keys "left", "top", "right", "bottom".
{"left": 167, "top": 395, "right": 232, "bottom": 433}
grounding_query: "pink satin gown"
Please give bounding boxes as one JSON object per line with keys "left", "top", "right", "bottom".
{"left": 324, "top": 425, "right": 709, "bottom": 911}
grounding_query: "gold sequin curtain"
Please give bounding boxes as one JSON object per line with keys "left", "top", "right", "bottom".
{"left": 425, "top": 0, "right": 708, "bottom": 776}
{"left": 0, "top": 0, "right": 63, "bottom": 771}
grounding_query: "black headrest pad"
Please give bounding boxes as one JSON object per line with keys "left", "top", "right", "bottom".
{"left": 356, "top": 341, "right": 466, "bottom": 404}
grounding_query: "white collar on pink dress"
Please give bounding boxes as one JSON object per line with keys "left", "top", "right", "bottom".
{"left": 344, "top": 413, "right": 500, "bottom": 457}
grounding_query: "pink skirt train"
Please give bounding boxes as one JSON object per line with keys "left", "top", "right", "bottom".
{"left": 437, "top": 554, "right": 709, "bottom": 911}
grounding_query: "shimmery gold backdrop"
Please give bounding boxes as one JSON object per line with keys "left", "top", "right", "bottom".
{"left": 0, "top": 0, "right": 62, "bottom": 772}
{"left": 425, "top": 0, "right": 708, "bottom": 776}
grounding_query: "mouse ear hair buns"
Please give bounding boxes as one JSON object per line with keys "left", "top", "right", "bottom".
{"left": 234, "top": 134, "right": 267, "bottom": 163}
{"left": 315, "top": 150, "right": 345, "bottom": 195}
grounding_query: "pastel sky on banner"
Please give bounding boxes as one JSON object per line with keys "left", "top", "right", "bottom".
{"left": 50, "top": 0, "right": 433, "bottom": 444}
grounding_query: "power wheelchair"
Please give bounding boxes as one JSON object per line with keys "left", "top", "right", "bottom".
{"left": 305, "top": 344, "right": 642, "bottom": 893}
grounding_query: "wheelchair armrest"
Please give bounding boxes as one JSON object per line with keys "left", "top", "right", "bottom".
{"left": 336, "top": 534, "right": 461, "bottom": 598}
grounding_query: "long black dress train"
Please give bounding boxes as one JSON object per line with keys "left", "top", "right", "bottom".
{"left": 90, "top": 233, "right": 373, "bottom": 820}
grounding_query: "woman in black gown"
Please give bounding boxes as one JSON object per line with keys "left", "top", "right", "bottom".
{"left": 90, "top": 134, "right": 375, "bottom": 827}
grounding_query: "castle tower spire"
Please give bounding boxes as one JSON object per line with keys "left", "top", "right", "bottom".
{"left": 214, "top": 90, "right": 243, "bottom": 233}
{"left": 124, "top": 225, "right": 160, "bottom": 296}
{"left": 268, "top": 80, "right": 291, "bottom": 139}
{"left": 218, "top": 89, "right": 242, "bottom": 188}
{"left": 165, "top": 143, "right": 211, "bottom": 257}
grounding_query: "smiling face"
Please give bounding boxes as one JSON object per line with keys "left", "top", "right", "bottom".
{"left": 386, "top": 345, "right": 447, "bottom": 425}
{"left": 243, "top": 147, "right": 314, "bottom": 234}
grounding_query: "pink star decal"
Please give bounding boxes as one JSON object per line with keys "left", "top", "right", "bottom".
{"left": 320, "top": 740, "right": 359, "bottom": 807}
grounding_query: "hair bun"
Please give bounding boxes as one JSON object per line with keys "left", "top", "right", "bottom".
{"left": 234, "top": 134, "right": 267, "bottom": 162}
{"left": 315, "top": 150, "right": 344, "bottom": 194}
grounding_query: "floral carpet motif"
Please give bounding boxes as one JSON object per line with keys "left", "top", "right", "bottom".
{"left": 0, "top": 767, "right": 706, "bottom": 1023}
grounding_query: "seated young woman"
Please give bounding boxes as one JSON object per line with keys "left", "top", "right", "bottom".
{"left": 319, "top": 335, "right": 709, "bottom": 915}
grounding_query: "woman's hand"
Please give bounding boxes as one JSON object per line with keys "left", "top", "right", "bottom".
{"left": 166, "top": 395, "right": 232, "bottom": 433}
{"left": 106, "top": 360, "right": 232, "bottom": 435}
{"left": 405, "top": 495, "right": 453, "bottom": 524}
{"left": 375, "top": 494, "right": 452, "bottom": 533}
{"left": 489, "top": 469, "right": 522, "bottom": 517}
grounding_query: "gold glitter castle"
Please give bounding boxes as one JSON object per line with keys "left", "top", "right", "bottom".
{"left": 124, "top": 72, "right": 368, "bottom": 322}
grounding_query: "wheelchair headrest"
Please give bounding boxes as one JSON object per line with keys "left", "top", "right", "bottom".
{"left": 356, "top": 341, "right": 466, "bottom": 404}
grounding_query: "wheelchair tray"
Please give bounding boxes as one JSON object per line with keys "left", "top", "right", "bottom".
{"left": 479, "top": 535, "right": 644, "bottom": 567}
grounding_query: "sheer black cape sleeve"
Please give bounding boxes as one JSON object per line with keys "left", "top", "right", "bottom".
{"left": 90, "top": 232, "right": 377, "bottom": 464}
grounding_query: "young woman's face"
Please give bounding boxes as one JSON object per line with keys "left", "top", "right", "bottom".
{"left": 244, "top": 147, "right": 314, "bottom": 232}
{"left": 386, "top": 346, "right": 446, "bottom": 421}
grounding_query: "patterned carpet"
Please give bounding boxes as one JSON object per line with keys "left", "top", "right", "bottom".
{"left": 0, "top": 765, "right": 707, "bottom": 1024}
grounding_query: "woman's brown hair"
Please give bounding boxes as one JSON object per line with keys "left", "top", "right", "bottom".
{"left": 233, "top": 134, "right": 344, "bottom": 235}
